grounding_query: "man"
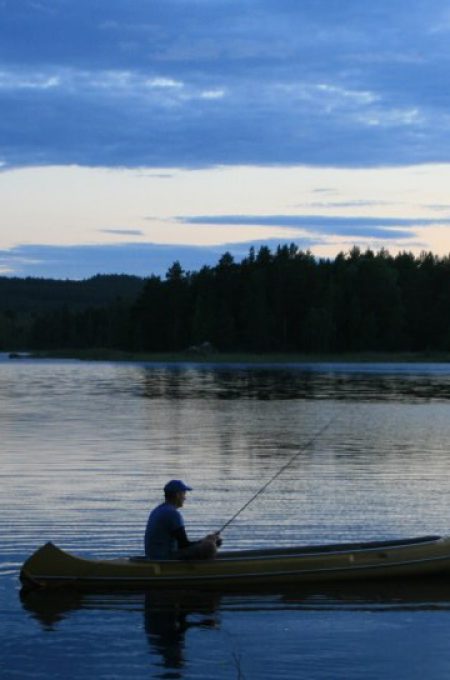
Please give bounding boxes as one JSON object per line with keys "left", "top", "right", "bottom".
{"left": 144, "top": 480, "right": 222, "bottom": 560}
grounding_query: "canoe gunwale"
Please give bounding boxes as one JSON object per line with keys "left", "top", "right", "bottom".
{"left": 126, "top": 535, "right": 443, "bottom": 565}
{"left": 132, "top": 534, "right": 444, "bottom": 564}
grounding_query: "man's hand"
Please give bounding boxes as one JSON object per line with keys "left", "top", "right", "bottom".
{"left": 205, "top": 532, "right": 223, "bottom": 547}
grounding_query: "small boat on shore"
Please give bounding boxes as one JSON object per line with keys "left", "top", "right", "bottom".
{"left": 20, "top": 535, "right": 450, "bottom": 591}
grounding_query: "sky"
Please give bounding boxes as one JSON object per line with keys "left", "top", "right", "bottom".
{"left": 2, "top": 0, "right": 450, "bottom": 278}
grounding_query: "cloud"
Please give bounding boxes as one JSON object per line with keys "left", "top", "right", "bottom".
{"left": 145, "top": 77, "right": 184, "bottom": 89}
{"left": 1, "top": 226, "right": 434, "bottom": 279}
{"left": 424, "top": 203, "right": 450, "bottom": 212}
{"left": 0, "top": 70, "right": 61, "bottom": 90}
{"left": 199, "top": 89, "right": 226, "bottom": 100}
{"left": 296, "top": 200, "right": 393, "bottom": 209}
{"left": 178, "top": 213, "right": 450, "bottom": 240}
{"left": 100, "top": 229, "right": 144, "bottom": 236}
{"left": 1, "top": 0, "right": 450, "bottom": 169}
{"left": 0, "top": 240, "right": 311, "bottom": 279}
{"left": 0, "top": 242, "right": 221, "bottom": 279}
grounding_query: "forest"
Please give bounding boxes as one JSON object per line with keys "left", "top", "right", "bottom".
{"left": 1, "top": 245, "right": 450, "bottom": 354}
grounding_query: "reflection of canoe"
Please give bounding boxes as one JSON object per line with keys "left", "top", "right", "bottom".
{"left": 20, "top": 579, "right": 450, "bottom": 635}
{"left": 20, "top": 536, "right": 450, "bottom": 591}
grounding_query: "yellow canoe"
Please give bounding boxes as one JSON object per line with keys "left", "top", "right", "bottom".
{"left": 20, "top": 535, "right": 450, "bottom": 591}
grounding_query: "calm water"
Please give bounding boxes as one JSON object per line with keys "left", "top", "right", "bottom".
{"left": 2, "top": 356, "right": 450, "bottom": 678}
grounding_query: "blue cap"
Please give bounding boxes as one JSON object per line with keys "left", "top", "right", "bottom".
{"left": 164, "top": 479, "right": 193, "bottom": 495}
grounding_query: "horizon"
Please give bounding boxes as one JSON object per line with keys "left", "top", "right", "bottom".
{"left": 0, "top": 242, "right": 446, "bottom": 283}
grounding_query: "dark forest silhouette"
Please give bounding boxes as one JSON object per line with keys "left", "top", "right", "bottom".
{"left": 1, "top": 246, "right": 450, "bottom": 354}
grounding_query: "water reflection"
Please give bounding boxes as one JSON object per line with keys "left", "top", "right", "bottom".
{"left": 17, "top": 578, "right": 450, "bottom": 680}
{"left": 19, "top": 577, "right": 450, "bottom": 680}
{"left": 279, "top": 578, "right": 450, "bottom": 611}
{"left": 6, "top": 360, "right": 450, "bottom": 679}
{"left": 21, "top": 587, "right": 220, "bottom": 678}
{"left": 21, "top": 577, "right": 450, "bottom": 630}
{"left": 20, "top": 588, "right": 84, "bottom": 631}
{"left": 144, "top": 590, "right": 219, "bottom": 676}
{"left": 138, "top": 365, "right": 450, "bottom": 402}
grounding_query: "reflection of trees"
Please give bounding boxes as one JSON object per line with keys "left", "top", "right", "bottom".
{"left": 139, "top": 366, "right": 326, "bottom": 401}
{"left": 139, "top": 365, "right": 450, "bottom": 403}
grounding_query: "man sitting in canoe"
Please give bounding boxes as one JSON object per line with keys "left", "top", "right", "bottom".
{"left": 145, "top": 480, "right": 222, "bottom": 560}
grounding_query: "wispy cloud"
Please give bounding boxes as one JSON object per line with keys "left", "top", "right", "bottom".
{"left": 179, "top": 213, "right": 450, "bottom": 240}
{"left": 1, "top": 0, "right": 450, "bottom": 168}
{"left": 100, "top": 229, "right": 144, "bottom": 236}
{"left": 0, "top": 70, "right": 61, "bottom": 90}
{"left": 0, "top": 240, "right": 312, "bottom": 279}
{"left": 145, "top": 77, "right": 184, "bottom": 89}
{"left": 181, "top": 214, "right": 450, "bottom": 227}
{"left": 295, "top": 200, "right": 393, "bottom": 209}
{"left": 423, "top": 203, "right": 450, "bottom": 212}
{"left": 0, "top": 66, "right": 222, "bottom": 102}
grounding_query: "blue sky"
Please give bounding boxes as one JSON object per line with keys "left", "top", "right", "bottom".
{"left": 1, "top": 0, "right": 450, "bottom": 278}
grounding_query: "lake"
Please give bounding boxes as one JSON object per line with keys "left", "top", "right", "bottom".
{"left": 2, "top": 356, "right": 450, "bottom": 679}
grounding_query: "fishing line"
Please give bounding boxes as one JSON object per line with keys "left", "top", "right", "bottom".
{"left": 217, "top": 415, "right": 336, "bottom": 535}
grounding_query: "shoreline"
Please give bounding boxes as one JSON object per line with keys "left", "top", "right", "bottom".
{"left": 25, "top": 348, "right": 450, "bottom": 364}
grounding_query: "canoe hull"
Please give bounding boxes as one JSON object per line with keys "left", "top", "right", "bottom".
{"left": 21, "top": 536, "right": 450, "bottom": 591}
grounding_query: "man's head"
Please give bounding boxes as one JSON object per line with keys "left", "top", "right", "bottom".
{"left": 164, "top": 479, "right": 192, "bottom": 507}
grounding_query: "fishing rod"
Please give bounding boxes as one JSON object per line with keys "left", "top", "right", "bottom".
{"left": 217, "top": 416, "right": 336, "bottom": 535}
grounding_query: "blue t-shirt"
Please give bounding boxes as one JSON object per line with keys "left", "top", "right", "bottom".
{"left": 144, "top": 502, "right": 185, "bottom": 559}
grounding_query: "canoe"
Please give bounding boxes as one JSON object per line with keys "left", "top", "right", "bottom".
{"left": 20, "top": 535, "right": 450, "bottom": 591}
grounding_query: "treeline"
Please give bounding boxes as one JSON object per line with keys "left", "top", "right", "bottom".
{"left": 0, "top": 274, "right": 144, "bottom": 312}
{"left": 0, "top": 275, "right": 144, "bottom": 350}
{"left": 2, "top": 246, "right": 450, "bottom": 353}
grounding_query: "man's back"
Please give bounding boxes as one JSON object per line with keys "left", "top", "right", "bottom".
{"left": 144, "top": 501, "right": 184, "bottom": 559}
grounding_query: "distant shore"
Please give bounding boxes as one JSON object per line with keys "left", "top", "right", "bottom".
{"left": 26, "top": 348, "right": 450, "bottom": 363}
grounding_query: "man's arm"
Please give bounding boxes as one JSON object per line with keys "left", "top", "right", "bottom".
{"left": 171, "top": 525, "right": 193, "bottom": 549}
{"left": 172, "top": 526, "right": 222, "bottom": 549}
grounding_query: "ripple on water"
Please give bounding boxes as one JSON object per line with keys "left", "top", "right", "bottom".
{"left": 3, "top": 361, "right": 450, "bottom": 679}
